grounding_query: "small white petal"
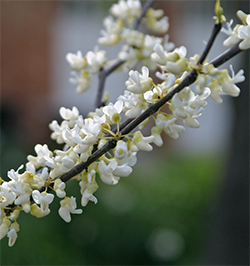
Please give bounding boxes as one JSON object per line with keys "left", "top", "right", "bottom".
{"left": 59, "top": 207, "right": 71, "bottom": 223}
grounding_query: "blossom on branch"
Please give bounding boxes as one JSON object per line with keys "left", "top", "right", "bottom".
{"left": 58, "top": 197, "right": 82, "bottom": 223}
{"left": 0, "top": 0, "right": 249, "bottom": 248}
{"left": 66, "top": 51, "right": 88, "bottom": 71}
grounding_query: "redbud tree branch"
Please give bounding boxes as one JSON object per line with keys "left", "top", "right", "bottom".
{"left": 60, "top": 23, "right": 247, "bottom": 184}
{"left": 95, "top": 0, "right": 155, "bottom": 109}
{"left": 209, "top": 42, "right": 242, "bottom": 67}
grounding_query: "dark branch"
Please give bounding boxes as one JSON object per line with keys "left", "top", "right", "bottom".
{"left": 60, "top": 139, "right": 117, "bottom": 183}
{"left": 198, "top": 23, "right": 222, "bottom": 65}
{"left": 121, "top": 70, "right": 198, "bottom": 135}
{"left": 209, "top": 42, "right": 242, "bottom": 68}
{"left": 133, "top": 0, "right": 155, "bottom": 30}
{"left": 59, "top": 69, "right": 198, "bottom": 184}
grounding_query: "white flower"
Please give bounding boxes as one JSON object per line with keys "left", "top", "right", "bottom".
{"left": 209, "top": 79, "right": 223, "bottom": 104}
{"left": 165, "top": 57, "right": 188, "bottom": 75}
{"left": 32, "top": 190, "right": 54, "bottom": 214}
{"left": 209, "top": 64, "right": 244, "bottom": 103}
{"left": 144, "top": 87, "right": 161, "bottom": 103}
{"left": 60, "top": 155, "right": 76, "bottom": 173}
{"left": 49, "top": 120, "right": 67, "bottom": 144}
{"left": 146, "top": 14, "right": 169, "bottom": 34}
{"left": 126, "top": 66, "right": 153, "bottom": 94}
{"left": 33, "top": 167, "right": 50, "bottom": 187}
{"left": 66, "top": 51, "right": 88, "bottom": 71}
{"left": 184, "top": 88, "right": 211, "bottom": 128}
{"left": 218, "top": 66, "right": 245, "bottom": 97}
{"left": 113, "top": 164, "right": 132, "bottom": 177}
{"left": 171, "top": 46, "right": 187, "bottom": 59}
{"left": 222, "top": 20, "right": 241, "bottom": 47}
{"left": 238, "top": 14, "right": 250, "bottom": 50}
{"left": 118, "top": 90, "right": 146, "bottom": 118}
{"left": 81, "top": 188, "right": 98, "bottom": 207}
{"left": 153, "top": 45, "right": 187, "bottom": 75}
{"left": 151, "top": 43, "right": 168, "bottom": 65}
{"left": 0, "top": 218, "right": 11, "bottom": 240}
{"left": 0, "top": 187, "right": 16, "bottom": 208}
{"left": 58, "top": 196, "right": 82, "bottom": 223}
{"left": 48, "top": 150, "right": 80, "bottom": 176}
{"left": 195, "top": 74, "right": 208, "bottom": 95}
{"left": 27, "top": 144, "right": 53, "bottom": 168}
{"left": 69, "top": 70, "right": 91, "bottom": 93}
{"left": 10, "top": 181, "right": 31, "bottom": 205}
{"left": 142, "top": 35, "right": 162, "bottom": 58}
{"left": 110, "top": 0, "right": 141, "bottom": 20}
{"left": 229, "top": 65, "right": 245, "bottom": 84}
{"left": 118, "top": 45, "right": 139, "bottom": 70}
{"left": 7, "top": 165, "right": 24, "bottom": 182}
{"left": 98, "top": 160, "right": 119, "bottom": 185}
{"left": 155, "top": 114, "right": 185, "bottom": 139}
{"left": 171, "top": 88, "right": 191, "bottom": 119}
{"left": 59, "top": 106, "right": 79, "bottom": 124}
{"left": 115, "top": 140, "right": 128, "bottom": 160}
{"left": 170, "top": 86, "right": 210, "bottom": 128}
{"left": 131, "top": 131, "right": 154, "bottom": 152}
{"left": 102, "top": 100, "right": 123, "bottom": 124}
{"left": 7, "top": 228, "right": 18, "bottom": 247}
{"left": 86, "top": 47, "right": 107, "bottom": 73}
{"left": 30, "top": 203, "right": 51, "bottom": 218}
{"left": 45, "top": 155, "right": 58, "bottom": 170}
{"left": 80, "top": 176, "right": 98, "bottom": 207}
{"left": 98, "top": 16, "right": 122, "bottom": 46}
{"left": 121, "top": 29, "right": 144, "bottom": 47}
{"left": 151, "top": 126, "right": 163, "bottom": 146}
{"left": 163, "top": 34, "right": 175, "bottom": 52}
{"left": 9, "top": 209, "right": 20, "bottom": 221}
{"left": 54, "top": 179, "right": 66, "bottom": 198}
{"left": 81, "top": 115, "right": 105, "bottom": 142}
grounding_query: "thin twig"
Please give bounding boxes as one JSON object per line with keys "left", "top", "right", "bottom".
{"left": 198, "top": 23, "right": 222, "bottom": 65}
{"left": 95, "top": 60, "right": 125, "bottom": 108}
{"left": 133, "top": 0, "right": 155, "bottom": 30}
{"left": 209, "top": 42, "right": 242, "bottom": 67}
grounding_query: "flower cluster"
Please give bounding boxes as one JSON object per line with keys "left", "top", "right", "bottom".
{"left": 222, "top": 10, "right": 250, "bottom": 50}
{"left": 0, "top": 0, "right": 249, "bottom": 247}
{"left": 67, "top": 0, "right": 173, "bottom": 94}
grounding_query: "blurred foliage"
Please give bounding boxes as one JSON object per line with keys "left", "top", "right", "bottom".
{"left": 1, "top": 150, "right": 224, "bottom": 265}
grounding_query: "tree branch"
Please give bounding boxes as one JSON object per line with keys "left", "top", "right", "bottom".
{"left": 59, "top": 18, "right": 240, "bottom": 184}
{"left": 32, "top": 10, "right": 246, "bottom": 202}
{"left": 209, "top": 42, "right": 242, "bottom": 68}
{"left": 60, "top": 139, "right": 117, "bottom": 183}
{"left": 198, "top": 23, "right": 222, "bottom": 65}
{"left": 133, "top": 0, "right": 155, "bottom": 30}
{"left": 95, "top": 60, "right": 125, "bottom": 108}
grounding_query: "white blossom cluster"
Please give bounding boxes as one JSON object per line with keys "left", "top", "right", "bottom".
{"left": 66, "top": 0, "right": 173, "bottom": 93}
{"left": 222, "top": 10, "right": 250, "bottom": 50}
{"left": 0, "top": 0, "right": 249, "bottom": 247}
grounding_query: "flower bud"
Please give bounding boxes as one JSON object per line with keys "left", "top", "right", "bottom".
{"left": 237, "top": 10, "right": 248, "bottom": 24}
